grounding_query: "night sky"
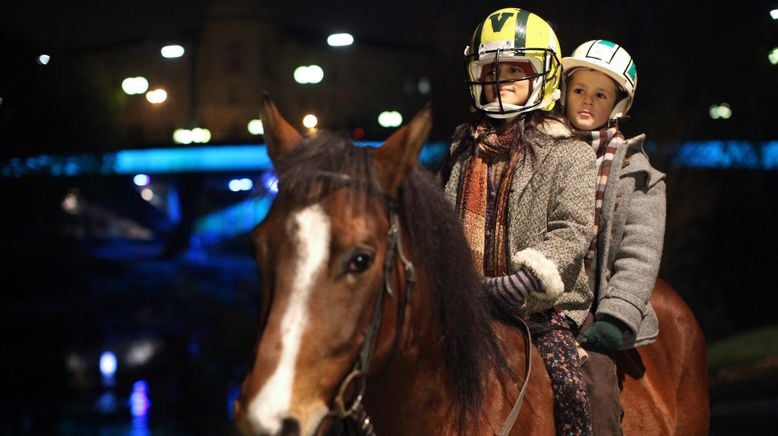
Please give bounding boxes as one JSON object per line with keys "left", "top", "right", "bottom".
{"left": 4, "top": 0, "right": 778, "bottom": 144}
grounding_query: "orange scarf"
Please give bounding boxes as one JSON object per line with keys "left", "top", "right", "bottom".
{"left": 458, "top": 119, "right": 522, "bottom": 276}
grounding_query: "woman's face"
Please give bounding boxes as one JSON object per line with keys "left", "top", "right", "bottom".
{"left": 481, "top": 61, "right": 534, "bottom": 106}
{"left": 564, "top": 69, "right": 619, "bottom": 131}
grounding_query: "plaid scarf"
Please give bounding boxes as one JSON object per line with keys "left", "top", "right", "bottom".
{"left": 458, "top": 119, "right": 523, "bottom": 276}
{"left": 580, "top": 127, "right": 622, "bottom": 266}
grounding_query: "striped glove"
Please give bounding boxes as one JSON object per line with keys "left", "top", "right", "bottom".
{"left": 484, "top": 267, "right": 541, "bottom": 309}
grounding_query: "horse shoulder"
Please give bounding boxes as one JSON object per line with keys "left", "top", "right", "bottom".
{"left": 489, "top": 321, "right": 556, "bottom": 436}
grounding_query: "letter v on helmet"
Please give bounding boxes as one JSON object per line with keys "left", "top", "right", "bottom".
{"left": 488, "top": 11, "right": 513, "bottom": 32}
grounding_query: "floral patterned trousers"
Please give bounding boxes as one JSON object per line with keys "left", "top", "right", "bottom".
{"left": 531, "top": 310, "right": 593, "bottom": 436}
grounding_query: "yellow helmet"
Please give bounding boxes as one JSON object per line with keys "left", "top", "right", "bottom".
{"left": 464, "top": 7, "right": 562, "bottom": 118}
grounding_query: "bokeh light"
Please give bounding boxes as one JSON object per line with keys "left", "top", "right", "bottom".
{"left": 99, "top": 351, "right": 117, "bottom": 378}
{"left": 160, "top": 44, "right": 185, "bottom": 58}
{"left": 378, "top": 111, "right": 403, "bottom": 128}
{"left": 709, "top": 103, "right": 732, "bottom": 120}
{"left": 293, "top": 65, "right": 324, "bottom": 84}
{"left": 121, "top": 77, "right": 149, "bottom": 95}
{"left": 302, "top": 114, "right": 318, "bottom": 128}
{"left": 228, "top": 178, "right": 253, "bottom": 192}
{"left": 769, "top": 48, "right": 778, "bottom": 65}
{"left": 145, "top": 89, "right": 167, "bottom": 104}
{"left": 247, "top": 119, "right": 264, "bottom": 135}
{"left": 133, "top": 174, "right": 150, "bottom": 186}
{"left": 327, "top": 33, "right": 354, "bottom": 47}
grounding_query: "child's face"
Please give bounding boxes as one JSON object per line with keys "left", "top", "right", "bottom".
{"left": 565, "top": 69, "right": 619, "bottom": 130}
{"left": 481, "top": 61, "right": 534, "bottom": 106}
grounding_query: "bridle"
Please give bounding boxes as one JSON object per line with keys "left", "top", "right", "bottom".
{"left": 310, "top": 171, "right": 415, "bottom": 436}
{"left": 309, "top": 170, "right": 529, "bottom": 436}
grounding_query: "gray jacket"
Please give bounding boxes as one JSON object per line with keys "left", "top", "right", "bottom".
{"left": 444, "top": 119, "right": 596, "bottom": 327}
{"left": 594, "top": 134, "right": 666, "bottom": 348}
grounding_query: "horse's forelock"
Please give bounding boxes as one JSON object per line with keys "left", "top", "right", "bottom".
{"left": 275, "top": 132, "right": 379, "bottom": 206}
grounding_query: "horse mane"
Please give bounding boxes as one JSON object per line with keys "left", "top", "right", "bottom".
{"left": 274, "top": 131, "right": 511, "bottom": 432}
{"left": 399, "top": 162, "right": 514, "bottom": 431}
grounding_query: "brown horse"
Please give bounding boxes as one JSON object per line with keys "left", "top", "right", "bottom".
{"left": 233, "top": 96, "right": 709, "bottom": 435}
{"left": 618, "top": 278, "right": 710, "bottom": 435}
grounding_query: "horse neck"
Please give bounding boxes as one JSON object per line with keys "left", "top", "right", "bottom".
{"left": 364, "top": 264, "right": 463, "bottom": 434}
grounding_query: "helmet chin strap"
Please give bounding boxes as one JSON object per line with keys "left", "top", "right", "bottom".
{"left": 483, "top": 102, "right": 524, "bottom": 119}
{"left": 608, "top": 115, "right": 630, "bottom": 128}
{"left": 480, "top": 77, "right": 560, "bottom": 119}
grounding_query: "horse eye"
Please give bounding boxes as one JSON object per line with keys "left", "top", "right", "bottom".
{"left": 347, "top": 253, "right": 373, "bottom": 274}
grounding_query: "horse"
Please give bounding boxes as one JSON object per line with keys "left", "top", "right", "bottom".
{"left": 233, "top": 95, "right": 709, "bottom": 435}
{"left": 617, "top": 278, "right": 710, "bottom": 435}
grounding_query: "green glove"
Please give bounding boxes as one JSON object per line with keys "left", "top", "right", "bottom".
{"left": 580, "top": 316, "right": 628, "bottom": 354}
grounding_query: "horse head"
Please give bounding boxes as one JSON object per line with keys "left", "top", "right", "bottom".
{"left": 234, "top": 95, "right": 431, "bottom": 436}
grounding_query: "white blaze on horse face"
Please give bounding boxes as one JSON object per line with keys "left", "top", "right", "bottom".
{"left": 248, "top": 204, "right": 331, "bottom": 435}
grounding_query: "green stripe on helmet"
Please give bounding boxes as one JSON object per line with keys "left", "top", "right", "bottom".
{"left": 514, "top": 9, "right": 530, "bottom": 50}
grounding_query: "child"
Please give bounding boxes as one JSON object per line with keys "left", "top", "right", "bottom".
{"left": 440, "top": 8, "right": 596, "bottom": 435}
{"left": 561, "top": 39, "right": 667, "bottom": 434}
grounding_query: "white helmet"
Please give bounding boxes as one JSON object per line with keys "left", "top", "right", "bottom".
{"left": 561, "top": 39, "right": 637, "bottom": 121}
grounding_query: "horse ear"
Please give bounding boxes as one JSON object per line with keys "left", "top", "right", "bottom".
{"left": 374, "top": 104, "right": 432, "bottom": 198}
{"left": 260, "top": 93, "right": 303, "bottom": 164}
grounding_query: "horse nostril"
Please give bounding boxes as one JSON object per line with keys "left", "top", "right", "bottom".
{"left": 281, "top": 417, "right": 300, "bottom": 436}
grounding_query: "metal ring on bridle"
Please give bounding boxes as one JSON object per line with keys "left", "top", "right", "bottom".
{"left": 331, "top": 369, "right": 367, "bottom": 419}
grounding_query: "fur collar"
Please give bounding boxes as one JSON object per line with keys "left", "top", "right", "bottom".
{"left": 537, "top": 118, "right": 573, "bottom": 138}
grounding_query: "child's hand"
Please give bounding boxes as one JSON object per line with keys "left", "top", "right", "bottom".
{"left": 580, "top": 316, "right": 628, "bottom": 354}
{"left": 484, "top": 268, "right": 541, "bottom": 308}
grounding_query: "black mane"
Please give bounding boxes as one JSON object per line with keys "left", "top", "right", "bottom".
{"left": 274, "top": 131, "right": 510, "bottom": 432}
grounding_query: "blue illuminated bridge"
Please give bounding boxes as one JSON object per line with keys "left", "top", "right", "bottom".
{"left": 1, "top": 142, "right": 448, "bottom": 252}
{"left": 2, "top": 139, "right": 777, "bottom": 252}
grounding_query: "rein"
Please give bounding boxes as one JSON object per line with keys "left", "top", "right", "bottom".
{"left": 496, "top": 317, "right": 533, "bottom": 436}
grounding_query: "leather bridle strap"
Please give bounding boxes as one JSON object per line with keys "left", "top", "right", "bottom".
{"left": 327, "top": 193, "right": 414, "bottom": 436}
{"left": 496, "top": 316, "right": 533, "bottom": 436}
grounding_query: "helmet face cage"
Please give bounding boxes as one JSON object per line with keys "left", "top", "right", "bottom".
{"left": 466, "top": 48, "right": 560, "bottom": 117}
{"left": 464, "top": 8, "right": 563, "bottom": 119}
{"left": 561, "top": 39, "right": 638, "bottom": 122}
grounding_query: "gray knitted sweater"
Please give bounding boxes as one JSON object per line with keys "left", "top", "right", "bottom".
{"left": 444, "top": 119, "right": 596, "bottom": 327}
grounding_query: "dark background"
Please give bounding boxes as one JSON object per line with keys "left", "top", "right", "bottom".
{"left": 2, "top": 1, "right": 777, "bottom": 434}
